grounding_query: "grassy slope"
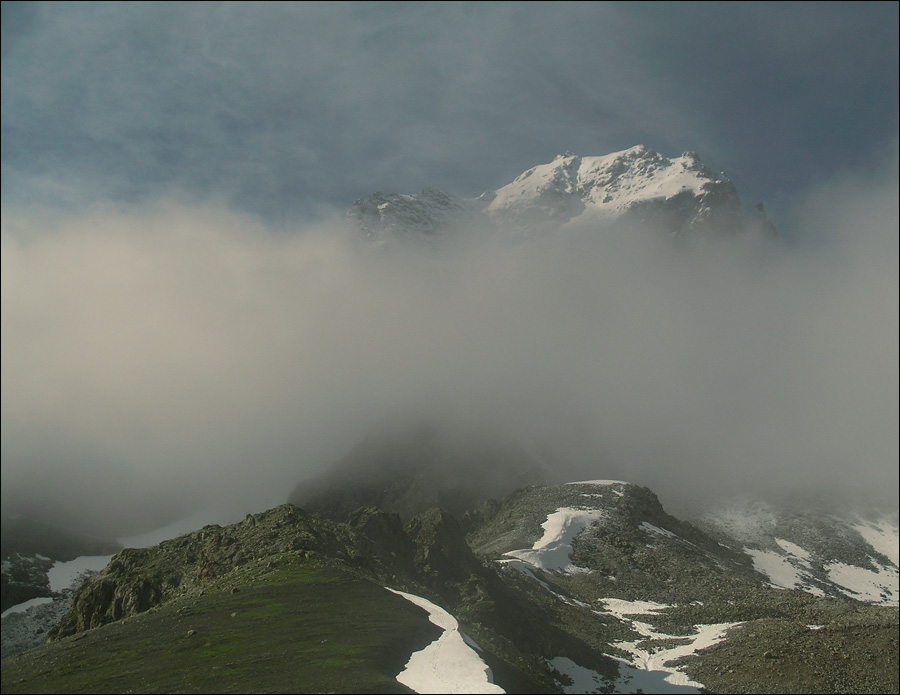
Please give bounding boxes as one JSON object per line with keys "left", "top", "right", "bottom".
{"left": 1, "top": 557, "right": 440, "bottom": 694}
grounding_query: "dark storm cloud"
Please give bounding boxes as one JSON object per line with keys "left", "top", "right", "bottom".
{"left": 2, "top": 2, "right": 897, "bottom": 221}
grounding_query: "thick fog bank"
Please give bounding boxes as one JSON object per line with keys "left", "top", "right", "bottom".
{"left": 2, "top": 152, "right": 897, "bottom": 535}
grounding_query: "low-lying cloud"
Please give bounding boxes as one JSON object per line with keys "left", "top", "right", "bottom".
{"left": 2, "top": 149, "right": 897, "bottom": 535}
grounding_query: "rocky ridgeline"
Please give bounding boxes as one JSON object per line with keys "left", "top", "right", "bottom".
{"left": 7, "top": 475, "right": 896, "bottom": 694}
{"left": 471, "top": 483, "right": 779, "bottom": 619}
{"left": 49, "top": 503, "right": 494, "bottom": 640}
{"left": 346, "top": 146, "right": 777, "bottom": 244}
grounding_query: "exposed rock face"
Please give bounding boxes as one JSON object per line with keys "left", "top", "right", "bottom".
{"left": 59, "top": 558, "right": 165, "bottom": 633}
{"left": 48, "top": 502, "right": 495, "bottom": 640}
{"left": 50, "top": 505, "right": 348, "bottom": 638}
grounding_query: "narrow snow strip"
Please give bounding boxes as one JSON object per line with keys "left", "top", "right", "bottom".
{"left": 48, "top": 555, "right": 113, "bottom": 592}
{"left": 565, "top": 480, "right": 629, "bottom": 486}
{"left": 853, "top": 518, "right": 900, "bottom": 566}
{"left": 825, "top": 560, "right": 898, "bottom": 606}
{"left": 594, "top": 596, "right": 741, "bottom": 692}
{"left": 387, "top": 588, "right": 504, "bottom": 694}
{"left": 496, "top": 558, "right": 553, "bottom": 591}
{"left": 612, "top": 621, "right": 740, "bottom": 692}
{"left": 1, "top": 597, "right": 54, "bottom": 619}
{"left": 774, "top": 538, "right": 811, "bottom": 560}
{"left": 504, "top": 508, "right": 605, "bottom": 573}
{"left": 640, "top": 522, "right": 677, "bottom": 538}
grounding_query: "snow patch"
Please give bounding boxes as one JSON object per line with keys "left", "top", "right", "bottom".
{"left": 775, "top": 538, "right": 812, "bottom": 561}
{"left": 387, "top": 588, "right": 504, "bottom": 694}
{"left": 596, "top": 597, "right": 739, "bottom": 692}
{"left": 610, "top": 621, "right": 737, "bottom": 694}
{"left": 640, "top": 522, "right": 678, "bottom": 539}
{"left": 853, "top": 517, "right": 899, "bottom": 566}
{"left": 745, "top": 547, "right": 823, "bottom": 595}
{"left": 504, "top": 507, "right": 606, "bottom": 573}
{"left": 825, "top": 560, "right": 898, "bottom": 606}
{"left": 597, "top": 598, "right": 671, "bottom": 620}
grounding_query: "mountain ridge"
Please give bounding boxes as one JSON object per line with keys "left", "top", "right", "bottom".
{"left": 3, "top": 477, "right": 896, "bottom": 693}
{"left": 347, "top": 145, "right": 776, "bottom": 245}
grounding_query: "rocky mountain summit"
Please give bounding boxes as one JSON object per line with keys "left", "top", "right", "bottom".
{"left": 346, "top": 145, "right": 776, "bottom": 245}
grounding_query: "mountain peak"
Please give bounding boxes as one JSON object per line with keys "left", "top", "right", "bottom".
{"left": 346, "top": 146, "right": 775, "bottom": 243}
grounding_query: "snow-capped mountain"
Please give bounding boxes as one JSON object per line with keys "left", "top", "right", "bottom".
{"left": 346, "top": 145, "right": 776, "bottom": 243}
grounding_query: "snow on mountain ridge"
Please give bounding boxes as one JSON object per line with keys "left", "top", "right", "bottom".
{"left": 347, "top": 145, "right": 775, "bottom": 243}
{"left": 700, "top": 502, "right": 899, "bottom": 606}
{"left": 487, "top": 145, "right": 716, "bottom": 219}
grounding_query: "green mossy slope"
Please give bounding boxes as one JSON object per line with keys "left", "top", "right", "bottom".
{"left": 1, "top": 558, "right": 438, "bottom": 694}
